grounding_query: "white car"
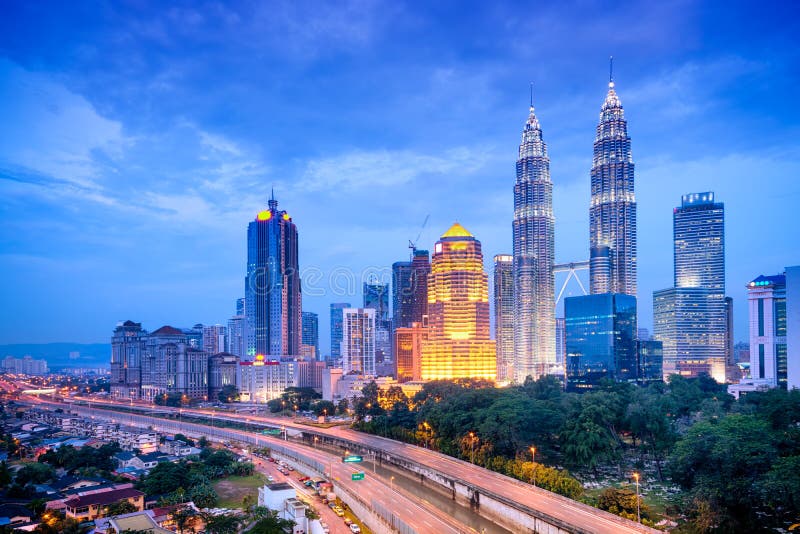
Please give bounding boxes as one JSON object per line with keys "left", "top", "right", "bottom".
{"left": 349, "top": 524, "right": 361, "bottom": 533}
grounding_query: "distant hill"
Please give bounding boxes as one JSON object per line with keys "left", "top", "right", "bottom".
{"left": 0, "top": 343, "right": 110, "bottom": 369}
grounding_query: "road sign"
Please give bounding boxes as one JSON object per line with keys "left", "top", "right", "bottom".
{"left": 342, "top": 455, "right": 363, "bottom": 463}
{"left": 262, "top": 428, "right": 282, "bottom": 435}
{"left": 351, "top": 472, "right": 365, "bottom": 481}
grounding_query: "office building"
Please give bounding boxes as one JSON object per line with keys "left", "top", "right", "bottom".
{"left": 395, "top": 322, "right": 427, "bottom": 383}
{"left": 202, "top": 324, "right": 226, "bottom": 355}
{"left": 513, "top": 97, "right": 555, "bottom": 382}
{"left": 653, "top": 192, "right": 727, "bottom": 382}
{"left": 589, "top": 70, "right": 637, "bottom": 296}
{"left": 301, "top": 312, "right": 319, "bottom": 360}
{"left": 493, "top": 254, "right": 514, "bottom": 382}
{"left": 421, "top": 224, "right": 496, "bottom": 381}
{"left": 555, "top": 318, "right": 566, "bottom": 366}
{"left": 209, "top": 352, "right": 239, "bottom": 400}
{"left": 226, "top": 315, "right": 246, "bottom": 358}
{"left": 140, "top": 326, "right": 209, "bottom": 402}
{"left": 183, "top": 324, "right": 203, "bottom": 349}
{"left": 245, "top": 192, "right": 301, "bottom": 358}
{"left": 110, "top": 320, "right": 147, "bottom": 400}
{"left": 342, "top": 308, "right": 376, "bottom": 376}
{"left": 329, "top": 303, "right": 351, "bottom": 362}
{"left": 238, "top": 356, "right": 299, "bottom": 403}
{"left": 565, "top": 293, "right": 637, "bottom": 390}
{"left": 236, "top": 297, "right": 245, "bottom": 316}
{"left": 410, "top": 249, "right": 431, "bottom": 325}
{"left": 636, "top": 340, "right": 664, "bottom": 384}
{"left": 392, "top": 261, "right": 414, "bottom": 330}
{"left": 364, "top": 281, "right": 391, "bottom": 362}
{"left": 1, "top": 355, "right": 49, "bottom": 376}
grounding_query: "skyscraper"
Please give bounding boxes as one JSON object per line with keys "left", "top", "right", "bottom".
{"left": 589, "top": 68, "right": 637, "bottom": 296}
{"left": 342, "top": 308, "right": 376, "bottom": 376}
{"left": 301, "top": 311, "right": 319, "bottom": 360}
{"left": 245, "top": 193, "right": 301, "bottom": 358}
{"left": 364, "top": 281, "right": 391, "bottom": 362}
{"left": 329, "top": 302, "right": 351, "bottom": 362}
{"left": 202, "top": 324, "right": 226, "bottom": 355}
{"left": 395, "top": 322, "right": 427, "bottom": 383}
{"left": 653, "top": 192, "right": 726, "bottom": 382}
{"left": 410, "top": 249, "right": 431, "bottom": 325}
{"left": 421, "top": 223, "right": 496, "bottom": 381}
{"left": 110, "top": 320, "right": 147, "bottom": 400}
{"left": 513, "top": 97, "right": 555, "bottom": 382}
{"left": 226, "top": 315, "right": 246, "bottom": 358}
{"left": 392, "top": 261, "right": 413, "bottom": 331}
{"left": 493, "top": 254, "right": 514, "bottom": 382}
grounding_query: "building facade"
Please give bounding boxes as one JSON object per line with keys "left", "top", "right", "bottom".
{"left": 202, "top": 324, "right": 226, "bottom": 355}
{"left": 238, "top": 357, "right": 299, "bottom": 403}
{"left": 493, "top": 254, "right": 514, "bottom": 382}
{"left": 513, "top": 99, "right": 555, "bottom": 383}
{"left": 209, "top": 352, "right": 240, "bottom": 399}
{"left": 565, "top": 293, "right": 637, "bottom": 390}
{"left": 589, "top": 74, "right": 637, "bottom": 296}
{"left": 301, "top": 311, "right": 319, "bottom": 360}
{"left": 636, "top": 340, "right": 664, "bottom": 384}
{"left": 329, "top": 303, "right": 351, "bottom": 362}
{"left": 364, "top": 281, "right": 391, "bottom": 362}
{"left": 747, "top": 275, "right": 788, "bottom": 388}
{"left": 245, "top": 193, "right": 301, "bottom": 358}
{"left": 421, "top": 224, "right": 496, "bottom": 381}
{"left": 2, "top": 355, "right": 49, "bottom": 376}
{"left": 392, "top": 261, "right": 414, "bottom": 331}
{"left": 226, "top": 315, "right": 246, "bottom": 358}
{"left": 140, "top": 326, "right": 209, "bottom": 402}
{"left": 654, "top": 192, "right": 727, "bottom": 382}
{"left": 394, "top": 322, "right": 427, "bottom": 383}
{"left": 110, "top": 320, "right": 147, "bottom": 400}
{"left": 342, "top": 308, "right": 376, "bottom": 376}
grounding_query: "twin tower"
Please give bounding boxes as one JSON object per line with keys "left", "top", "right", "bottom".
{"left": 511, "top": 70, "right": 637, "bottom": 383}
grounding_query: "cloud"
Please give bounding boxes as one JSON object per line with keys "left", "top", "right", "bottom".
{"left": 299, "top": 146, "right": 498, "bottom": 191}
{"left": 0, "top": 58, "right": 126, "bottom": 191}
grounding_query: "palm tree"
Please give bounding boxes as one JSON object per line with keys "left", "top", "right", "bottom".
{"left": 172, "top": 506, "right": 198, "bottom": 534}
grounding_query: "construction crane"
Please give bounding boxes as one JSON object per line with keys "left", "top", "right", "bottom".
{"left": 408, "top": 214, "right": 430, "bottom": 256}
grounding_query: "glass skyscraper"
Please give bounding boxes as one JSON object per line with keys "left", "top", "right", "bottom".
{"left": 329, "top": 303, "right": 351, "bottom": 362}
{"left": 513, "top": 99, "right": 555, "bottom": 382}
{"left": 342, "top": 308, "right": 376, "bottom": 376}
{"left": 421, "top": 223, "right": 496, "bottom": 381}
{"left": 393, "top": 249, "right": 431, "bottom": 332}
{"left": 653, "top": 192, "right": 726, "bottom": 382}
{"left": 565, "top": 293, "right": 637, "bottom": 391}
{"left": 363, "top": 281, "right": 391, "bottom": 362}
{"left": 589, "top": 73, "right": 637, "bottom": 296}
{"left": 493, "top": 254, "right": 514, "bottom": 382}
{"left": 245, "top": 193, "right": 301, "bottom": 358}
{"left": 301, "top": 311, "right": 319, "bottom": 360}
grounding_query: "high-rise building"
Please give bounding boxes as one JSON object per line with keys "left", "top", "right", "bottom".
{"left": 203, "top": 324, "right": 226, "bottom": 355}
{"left": 565, "top": 293, "right": 637, "bottom": 391}
{"left": 589, "top": 70, "right": 637, "bottom": 296}
{"left": 342, "top": 308, "right": 376, "bottom": 376}
{"left": 1, "top": 356, "right": 49, "bottom": 376}
{"left": 236, "top": 297, "right": 245, "bottom": 316}
{"left": 513, "top": 98, "right": 555, "bottom": 383}
{"left": 636, "top": 340, "right": 664, "bottom": 384}
{"left": 654, "top": 192, "right": 727, "bottom": 382}
{"left": 226, "top": 315, "right": 246, "bottom": 358}
{"left": 110, "top": 320, "right": 147, "bottom": 400}
{"left": 493, "top": 254, "right": 514, "bottom": 382}
{"left": 421, "top": 224, "right": 496, "bottom": 381}
{"left": 555, "top": 318, "right": 566, "bottom": 366}
{"left": 329, "top": 303, "right": 351, "bottom": 362}
{"left": 245, "top": 193, "right": 301, "bottom": 358}
{"left": 729, "top": 267, "right": 799, "bottom": 398}
{"left": 363, "top": 281, "right": 391, "bottom": 362}
{"left": 410, "top": 250, "right": 431, "bottom": 325}
{"left": 209, "top": 352, "right": 239, "bottom": 400}
{"left": 392, "top": 261, "right": 413, "bottom": 330}
{"left": 301, "top": 311, "right": 320, "bottom": 360}
{"left": 395, "top": 322, "right": 427, "bottom": 383}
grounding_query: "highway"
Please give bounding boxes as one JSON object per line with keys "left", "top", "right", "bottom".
{"left": 3, "top": 384, "right": 657, "bottom": 534}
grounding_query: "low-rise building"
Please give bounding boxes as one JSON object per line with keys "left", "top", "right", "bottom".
{"left": 64, "top": 487, "right": 145, "bottom": 521}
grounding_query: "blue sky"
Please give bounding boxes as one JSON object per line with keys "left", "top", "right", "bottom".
{"left": 1, "top": 1, "right": 799, "bottom": 353}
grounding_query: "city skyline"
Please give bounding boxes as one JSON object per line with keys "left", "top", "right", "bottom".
{"left": 1, "top": 2, "right": 799, "bottom": 352}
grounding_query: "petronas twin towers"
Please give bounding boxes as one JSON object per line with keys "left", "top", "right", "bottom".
{"left": 512, "top": 68, "right": 637, "bottom": 383}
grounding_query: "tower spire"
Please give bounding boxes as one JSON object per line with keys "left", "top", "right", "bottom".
{"left": 609, "top": 56, "right": 614, "bottom": 88}
{"left": 530, "top": 82, "right": 533, "bottom": 109}
{"left": 268, "top": 187, "right": 278, "bottom": 210}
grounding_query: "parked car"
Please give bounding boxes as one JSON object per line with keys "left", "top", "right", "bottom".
{"left": 334, "top": 508, "right": 345, "bottom": 517}
{"left": 343, "top": 517, "right": 352, "bottom": 525}
{"left": 349, "top": 525, "right": 361, "bottom": 533}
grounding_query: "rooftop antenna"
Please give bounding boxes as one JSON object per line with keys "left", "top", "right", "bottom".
{"left": 268, "top": 186, "right": 277, "bottom": 210}
{"left": 530, "top": 82, "right": 533, "bottom": 108}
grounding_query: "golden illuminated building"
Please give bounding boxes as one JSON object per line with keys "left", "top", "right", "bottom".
{"left": 420, "top": 223, "right": 497, "bottom": 381}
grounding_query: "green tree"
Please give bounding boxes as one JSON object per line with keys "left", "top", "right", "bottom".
{"left": 106, "top": 499, "right": 138, "bottom": 516}
{"left": 336, "top": 398, "right": 349, "bottom": 415}
{"left": 174, "top": 433, "right": 195, "bottom": 447}
{"left": 137, "top": 461, "right": 189, "bottom": 495}
{"left": 760, "top": 455, "right": 800, "bottom": 522}
{"left": 0, "top": 460, "right": 11, "bottom": 486}
{"left": 171, "top": 506, "right": 199, "bottom": 534}
{"left": 190, "top": 482, "right": 218, "bottom": 508}
{"left": 246, "top": 509, "right": 294, "bottom": 533}
{"left": 597, "top": 487, "right": 649, "bottom": 522}
{"left": 669, "top": 414, "right": 776, "bottom": 531}
{"left": 202, "top": 512, "right": 241, "bottom": 534}
{"left": 218, "top": 385, "right": 240, "bottom": 403}
{"left": 312, "top": 400, "right": 336, "bottom": 417}
{"left": 15, "top": 462, "right": 55, "bottom": 485}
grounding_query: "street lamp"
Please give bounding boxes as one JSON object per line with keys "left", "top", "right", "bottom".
{"left": 633, "top": 472, "right": 641, "bottom": 523}
{"left": 530, "top": 446, "right": 536, "bottom": 487}
{"left": 390, "top": 476, "right": 395, "bottom": 492}
{"left": 468, "top": 432, "right": 476, "bottom": 464}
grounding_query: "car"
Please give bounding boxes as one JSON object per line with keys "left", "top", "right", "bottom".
{"left": 349, "top": 525, "right": 361, "bottom": 533}
{"left": 267, "top": 476, "right": 275, "bottom": 482}
{"left": 268, "top": 457, "right": 275, "bottom": 462}
{"left": 328, "top": 503, "right": 337, "bottom": 510}
{"left": 304, "top": 481, "right": 314, "bottom": 487}
{"left": 288, "top": 466, "right": 294, "bottom": 471}
{"left": 343, "top": 517, "right": 352, "bottom": 525}
{"left": 298, "top": 476, "right": 310, "bottom": 482}
{"left": 334, "top": 508, "right": 345, "bottom": 517}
